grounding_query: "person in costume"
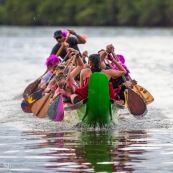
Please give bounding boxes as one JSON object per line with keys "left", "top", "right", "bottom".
{"left": 39, "top": 54, "right": 61, "bottom": 89}
{"left": 51, "top": 29, "right": 86, "bottom": 61}
{"left": 70, "top": 45, "right": 127, "bottom": 104}
{"left": 95, "top": 44, "right": 132, "bottom": 102}
{"left": 50, "top": 48, "right": 84, "bottom": 106}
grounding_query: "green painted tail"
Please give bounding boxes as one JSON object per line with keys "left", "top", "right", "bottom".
{"left": 82, "top": 72, "right": 112, "bottom": 127}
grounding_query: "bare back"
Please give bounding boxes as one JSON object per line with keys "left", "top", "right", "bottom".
{"left": 80, "top": 68, "right": 126, "bottom": 87}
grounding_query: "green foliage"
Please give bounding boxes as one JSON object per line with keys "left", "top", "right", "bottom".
{"left": 164, "top": 0, "right": 173, "bottom": 26}
{"left": 136, "top": 0, "right": 165, "bottom": 26}
{"left": 116, "top": 0, "right": 139, "bottom": 26}
{"left": 0, "top": 4, "right": 5, "bottom": 24}
{"left": 0, "top": 0, "right": 173, "bottom": 26}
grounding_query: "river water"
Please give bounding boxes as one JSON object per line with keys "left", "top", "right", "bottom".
{"left": 0, "top": 26, "right": 173, "bottom": 172}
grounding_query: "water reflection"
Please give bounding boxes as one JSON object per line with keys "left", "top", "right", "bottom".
{"left": 22, "top": 130, "right": 148, "bottom": 172}
{"left": 78, "top": 130, "right": 148, "bottom": 172}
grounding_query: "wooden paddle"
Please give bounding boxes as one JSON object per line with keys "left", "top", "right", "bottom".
{"left": 111, "top": 50, "right": 154, "bottom": 105}
{"left": 21, "top": 88, "right": 44, "bottom": 113}
{"left": 47, "top": 94, "right": 64, "bottom": 121}
{"left": 47, "top": 56, "right": 75, "bottom": 121}
{"left": 128, "top": 76, "right": 154, "bottom": 105}
{"left": 125, "top": 86, "right": 147, "bottom": 116}
{"left": 56, "top": 32, "right": 71, "bottom": 56}
{"left": 111, "top": 51, "right": 147, "bottom": 116}
{"left": 22, "top": 32, "right": 71, "bottom": 99}
{"left": 21, "top": 73, "right": 55, "bottom": 113}
{"left": 23, "top": 76, "right": 43, "bottom": 99}
{"left": 31, "top": 92, "right": 51, "bottom": 118}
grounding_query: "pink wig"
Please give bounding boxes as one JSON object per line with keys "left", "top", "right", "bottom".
{"left": 117, "top": 54, "right": 125, "bottom": 64}
{"left": 112, "top": 54, "right": 130, "bottom": 76}
{"left": 45, "top": 54, "right": 61, "bottom": 68}
{"left": 112, "top": 64, "right": 130, "bottom": 76}
{"left": 62, "top": 30, "right": 68, "bottom": 37}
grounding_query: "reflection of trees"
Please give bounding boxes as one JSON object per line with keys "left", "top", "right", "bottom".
{"left": 23, "top": 130, "right": 148, "bottom": 172}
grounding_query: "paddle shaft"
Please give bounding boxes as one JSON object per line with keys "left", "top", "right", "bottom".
{"left": 30, "top": 32, "right": 70, "bottom": 95}
{"left": 56, "top": 33, "right": 71, "bottom": 56}
{"left": 112, "top": 51, "right": 146, "bottom": 100}
{"left": 35, "top": 93, "right": 51, "bottom": 117}
{"left": 111, "top": 50, "right": 147, "bottom": 115}
{"left": 41, "top": 32, "right": 70, "bottom": 84}
{"left": 47, "top": 55, "right": 75, "bottom": 121}
{"left": 23, "top": 32, "right": 70, "bottom": 92}
{"left": 43, "top": 32, "right": 70, "bottom": 80}
{"left": 128, "top": 75, "right": 146, "bottom": 100}
{"left": 36, "top": 32, "right": 71, "bottom": 97}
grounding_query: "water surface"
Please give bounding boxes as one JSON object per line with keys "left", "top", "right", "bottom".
{"left": 0, "top": 26, "right": 173, "bottom": 172}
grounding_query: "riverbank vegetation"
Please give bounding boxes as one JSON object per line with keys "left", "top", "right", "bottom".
{"left": 0, "top": 0, "right": 173, "bottom": 26}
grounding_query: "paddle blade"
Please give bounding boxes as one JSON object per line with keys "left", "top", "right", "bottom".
{"left": 127, "top": 88, "right": 147, "bottom": 116}
{"left": 31, "top": 93, "right": 50, "bottom": 118}
{"left": 64, "top": 100, "right": 84, "bottom": 111}
{"left": 133, "top": 109, "right": 148, "bottom": 119}
{"left": 47, "top": 95, "right": 61, "bottom": 120}
{"left": 23, "top": 79, "right": 40, "bottom": 98}
{"left": 47, "top": 94, "right": 64, "bottom": 121}
{"left": 133, "top": 84, "right": 154, "bottom": 105}
{"left": 21, "top": 89, "right": 44, "bottom": 113}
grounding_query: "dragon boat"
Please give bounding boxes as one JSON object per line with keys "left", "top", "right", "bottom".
{"left": 22, "top": 71, "right": 152, "bottom": 127}
{"left": 47, "top": 72, "right": 123, "bottom": 127}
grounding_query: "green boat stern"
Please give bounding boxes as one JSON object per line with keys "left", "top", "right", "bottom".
{"left": 82, "top": 72, "right": 114, "bottom": 127}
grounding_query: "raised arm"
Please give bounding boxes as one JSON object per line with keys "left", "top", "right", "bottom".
{"left": 80, "top": 69, "right": 86, "bottom": 87}
{"left": 105, "top": 44, "right": 126, "bottom": 78}
{"left": 67, "top": 48, "right": 84, "bottom": 81}
{"left": 68, "top": 29, "right": 86, "bottom": 44}
{"left": 109, "top": 60, "right": 126, "bottom": 78}
{"left": 99, "top": 51, "right": 107, "bottom": 69}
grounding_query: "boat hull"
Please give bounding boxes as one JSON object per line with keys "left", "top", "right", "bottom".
{"left": 64, "top": 73, "right": 119, "bottom": 127}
